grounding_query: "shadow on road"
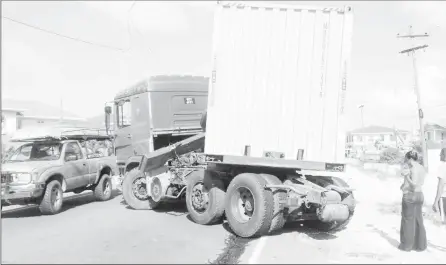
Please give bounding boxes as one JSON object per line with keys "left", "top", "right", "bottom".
{"left": 391, "top": 227, "right": 446, "bottom": 252}
{"left": 1, "top": 189, "right": 121, "bottom": 219}
{"left": 276, "top": 221, "right": 339, "bottom": 240}
{"left": 367, "top": 224, "right": 400, "bottom": 248}
{"left": 122, "top": 198, "right": 189, "bottom": 217}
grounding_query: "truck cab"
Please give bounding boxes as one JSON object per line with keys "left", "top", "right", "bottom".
{"left": 108, "top": 75, "right": 209, "bottom": 174}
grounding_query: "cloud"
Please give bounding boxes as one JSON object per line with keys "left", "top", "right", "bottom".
{"left": 1, "top": 39, "right": 64, "bottom": 99}
{"left": 84, "top": 1, "right": 190, "bottom": 34}
{"left": 402, "top": 1, "right": 446, "bottom": 27}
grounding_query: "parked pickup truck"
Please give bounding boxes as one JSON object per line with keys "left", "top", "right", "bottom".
{"left": 1, "top": 138, "right": 117, "bottom": 214}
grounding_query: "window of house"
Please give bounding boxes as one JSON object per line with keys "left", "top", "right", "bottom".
{"left": 37, "top": 120, "right": 44, "bottom": 124}
{"left": 355, "top": 135, "right": 363, "bottom": 142}
{"left": 117, "top": 99, "right": 131, "bottom": 128}
{"left": 380, "top": 135, "right": 385, "bottom": 141}
{"left": 426, "top": 131, "right": 433, "bottom": 141}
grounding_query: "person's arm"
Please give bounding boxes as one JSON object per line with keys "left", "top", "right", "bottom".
{"left": 402, "top": 166, "right": 416, "bottom": 186}
{"left": 434, "top": 177, "right": 445, "bottom": 207}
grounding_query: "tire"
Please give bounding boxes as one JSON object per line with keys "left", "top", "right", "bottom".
{"left": 260, "top": 174, "right": 287, "bottom": 234}
{"left": 94, "top": 174, "right": 113, "bottom": 201}
{"left": 122, "top": 169, "right": 160, "bottom": 210}
{"left": 186, "top": 170, "right": 226, "bottom": 225}
{"left": 39, "top": 180, "right": 63, "bottom": 215}
{"left": 225, "top": 173, "right": 274, "bottom": 238}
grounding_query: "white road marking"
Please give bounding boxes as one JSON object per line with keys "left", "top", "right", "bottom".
{"left": 248, "top": 236, "right": 268, "bottom": 264}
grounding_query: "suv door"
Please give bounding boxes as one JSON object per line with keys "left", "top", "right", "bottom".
{"left": 114, "top": 98, "right": 133, "bottom": 166}
{"left": 63, "top": 142, "right": 89, "bottom": 189}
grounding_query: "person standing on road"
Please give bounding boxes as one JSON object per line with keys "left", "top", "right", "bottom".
{"left": 432, "top": 148, "right": 446, "bottom": 223}
{"left": 399, "top": 150, "right": 427, "bottom": 252}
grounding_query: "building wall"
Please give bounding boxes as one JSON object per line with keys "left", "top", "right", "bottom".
{"left": 20, "top": 118, "right": 60, "bottom": 128}
{"left": 19, "top": 118, "right": 87, "bottom": 129}
{"left": 349, "top": 132, "right": 410, "bottom": 147}
{"left": 1, "top": 111, "right": 18, "bottom": 135}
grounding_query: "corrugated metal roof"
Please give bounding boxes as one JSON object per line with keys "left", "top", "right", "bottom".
{"left": 114, "top": 75, "right": 209, "bottom": 101}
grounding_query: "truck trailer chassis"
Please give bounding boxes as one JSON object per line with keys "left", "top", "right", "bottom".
{"left": 122, "top": 133, "right": 355, "bottom": 238}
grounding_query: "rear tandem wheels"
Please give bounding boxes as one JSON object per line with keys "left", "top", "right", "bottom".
{"left": 122, "top": 167, "right": 355, "bottom": 238}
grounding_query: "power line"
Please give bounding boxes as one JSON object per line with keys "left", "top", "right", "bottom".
{"left": 127, "top": 0, "right": 137, "bottom": 51}
{"left": 2, "top": 16, "right": 126, "bottom": 52}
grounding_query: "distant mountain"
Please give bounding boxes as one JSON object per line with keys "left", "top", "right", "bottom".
{"left": 85, "top": 114, "right": 106, "bottom": 129}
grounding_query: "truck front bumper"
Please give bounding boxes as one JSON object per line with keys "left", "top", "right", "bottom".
{"left": 1, "top": 183, "right": 45, "bottom": 205}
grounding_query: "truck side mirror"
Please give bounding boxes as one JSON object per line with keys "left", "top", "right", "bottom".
{"left": 104, "top": 106, "right": 112, "bottom": 134}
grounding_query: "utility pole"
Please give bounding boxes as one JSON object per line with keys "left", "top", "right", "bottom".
{"left": 60, "top": 97, "right": 63, "bottom": 122}
{"left": 397, "top": 25, "right": 429, "bottom": 168}
{"left": 358, "top": 104, "right": 365, "bottom": 128}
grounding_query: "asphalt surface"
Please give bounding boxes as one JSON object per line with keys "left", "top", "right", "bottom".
{"left": 1, "top": 190, "right": 233, "bottom": 264}
{"left": 2, "top": 167, "right": 446, "bottom": 264}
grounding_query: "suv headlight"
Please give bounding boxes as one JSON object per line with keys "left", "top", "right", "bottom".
{"left": 11, "top": 173, "right": 32, "bottom": 184}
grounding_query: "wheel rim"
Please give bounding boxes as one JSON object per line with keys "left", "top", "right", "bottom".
{"left": 51, "top": 186, "right": 62, "bottom": 210}
{"left": 230, "top": 187, "right": 255, "bottom": 223}
{"left": 132, "top": 177, "right": 149, "bottom": 201}
{"left": 191, "top": 182, "right": 209, "bottom": 214}
{"left": 103, "top": 179, "right": 111, "bottom": 197}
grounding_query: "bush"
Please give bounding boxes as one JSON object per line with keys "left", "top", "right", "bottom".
{"left": 380, "top": 147, "right": 404, "bottom": 165}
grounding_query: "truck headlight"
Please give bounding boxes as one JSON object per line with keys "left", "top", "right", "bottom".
{"left": 11, "top": 173, "right": 32, "bottom": 184}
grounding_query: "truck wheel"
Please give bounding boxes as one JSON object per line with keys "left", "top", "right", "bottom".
{"left": 94, "top": 174, "right": 113, "bottom": 201}
{"left": 225, "top": 173, "right": 274, "bottom": 238}
{"left": 122, "top": 169, "right": 160, "bottom": 210}
{"left": 260, "top": 174, "right": 287, "bottom": 234}
{"left": 186, "top": 171, "right": 226, "bottom": 225}
{"left": 39, "top": 180, "right": 63, "bottom": 215}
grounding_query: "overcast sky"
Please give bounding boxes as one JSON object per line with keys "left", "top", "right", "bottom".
{"left": 2, "top": 1, "right": 445, "bottom": 131}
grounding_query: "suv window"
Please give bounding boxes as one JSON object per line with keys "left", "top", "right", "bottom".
{"left": 117, "top": 99, "right": 131, "bottom": 128}
{"left": 9, "top": 145, "right": 32, "bottom": 161}
{"left": 65, "top": 142, "right": 83, "bottom": 160}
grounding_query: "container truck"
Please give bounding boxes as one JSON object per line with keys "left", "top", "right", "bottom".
{"left": 107, "top": 75, "right": 209, "bottom": 188}
{"left": 113, "top": 1, "right": 355, "bottom": 238}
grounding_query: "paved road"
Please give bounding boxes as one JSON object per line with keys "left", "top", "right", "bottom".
{"left": 3, "top": 166, "right": 445, "bottom": 264}
{"left": 240, "top": 166, "right": 446, "bottom": 264}
{"left": 1, "top": 190, "right": 233, "bottom": 264}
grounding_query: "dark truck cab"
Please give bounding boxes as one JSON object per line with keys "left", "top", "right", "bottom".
{"left": 109, "top": 75, "right": 209, "bottom": 178}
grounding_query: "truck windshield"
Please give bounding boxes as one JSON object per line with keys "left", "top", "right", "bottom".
{"left": 6, "top": 143, "right": 62, "bottom": 162}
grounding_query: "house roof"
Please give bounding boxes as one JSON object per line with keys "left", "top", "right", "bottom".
{"left": 2, "top": 107, "right": 27, "bottom": 113}
{"left": 349, "top": 125, "right": 409, "bottom": 134}
{"left": 2, "top": 99, "right": 84, "bottom": 121}
{"left": 425, "top": 123, "right": 446, "bottom": 131}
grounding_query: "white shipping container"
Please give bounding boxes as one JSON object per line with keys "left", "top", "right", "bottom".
{"left": 205, "top": 1, "right": 354, "bottom": 163}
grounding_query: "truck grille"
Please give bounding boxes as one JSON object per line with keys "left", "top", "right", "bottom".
{"left": 1, "top": 173, "right": 11, "bottom": 184}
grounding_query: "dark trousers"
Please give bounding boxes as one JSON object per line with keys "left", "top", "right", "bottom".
{"left": 399, "top": 192, "right": 427, "bottom": 251}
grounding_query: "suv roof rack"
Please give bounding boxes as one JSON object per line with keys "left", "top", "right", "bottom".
{"left": 10, "top": 127, "right": 112, "bottom": 142}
